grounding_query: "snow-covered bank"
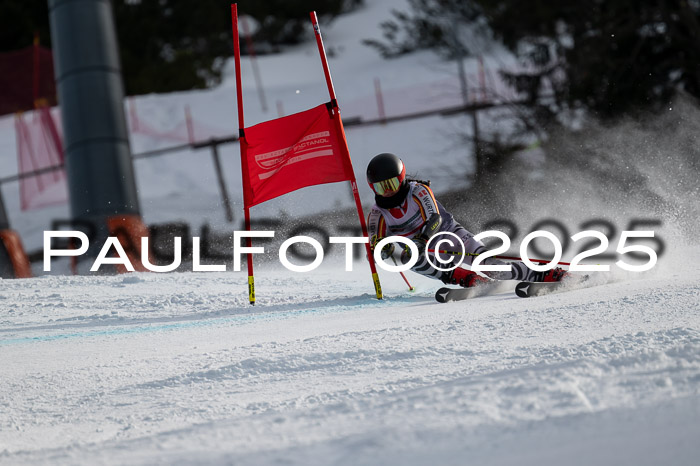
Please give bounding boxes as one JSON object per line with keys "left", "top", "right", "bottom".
{"left": 1, "top": 246, "right": 699, "bottom": 465}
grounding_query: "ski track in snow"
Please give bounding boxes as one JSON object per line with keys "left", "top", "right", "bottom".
{"left": 1, "top": 250, "right": 699, "bottom": 465}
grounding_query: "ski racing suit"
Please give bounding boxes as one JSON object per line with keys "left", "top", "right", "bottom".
{"left": 367, "top": 181, "right": 535, "bottom": 283}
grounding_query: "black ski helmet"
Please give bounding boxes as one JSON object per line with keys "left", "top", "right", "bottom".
{"left": 366, "top": 153, "right": 406, "bottom": 195}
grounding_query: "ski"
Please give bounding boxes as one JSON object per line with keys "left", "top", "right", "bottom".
{"left": 515, "top": 275, "right": 590, "bottom": 298}
{"left": 435, "top": 287, "right": 476, "bottom": 303}
{"left": 435, "top": 282, "right": 500, "bottom": 303}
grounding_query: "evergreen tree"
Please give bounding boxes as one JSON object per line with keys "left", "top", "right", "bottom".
{"left": 363, "top": 0, "right": 485, "bottom": 59}
{"left": 1, "top": 0, "right": 361, "bottom": 96}
{"left": 365, "top": 0, "right": 700, "bottom": 119}
{"left": 116, "top": 0, "right": 361, "bottom": 95}
{"left": 476, "top": 0, "right": 700, "bottom": 118}
{"left": 237, "top": 0, "right": 362, "bottom": 47}
{"left": 0, "top": 0, "right": 51, "bottom": 51}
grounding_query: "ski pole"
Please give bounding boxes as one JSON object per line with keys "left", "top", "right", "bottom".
{"left": 495, "top": 255, "right": 571, "bottom": 266}
{"left": 391, "top": 256, "right": 415, "bottom": 291}
{"left": 426, "top": 249, "right": 572, "bottom": 266}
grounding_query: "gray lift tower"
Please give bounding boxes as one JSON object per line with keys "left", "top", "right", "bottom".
{"left": 48, "top": 0, "right": 148, "bottom": 269}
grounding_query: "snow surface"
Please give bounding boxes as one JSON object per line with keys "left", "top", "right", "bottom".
{"left": 0, "top": 0, "right": 699, "bottom": 464}
{"left": 1, "top": 247, "right": 699, "bottom": 465}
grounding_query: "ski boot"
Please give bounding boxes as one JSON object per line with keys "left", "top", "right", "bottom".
{"left": 442, "top": 267, "right": 490, "bottom": 288}
{"left": 530, "top": 267, "right": 571, "bottom": 282}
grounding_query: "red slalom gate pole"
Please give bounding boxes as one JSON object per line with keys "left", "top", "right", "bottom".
{"left": 231, "top": 4, "right": 256, "bottom": 304}
{"left": 310, "top": 11, "right": 383, "bottom": 299}
{"left": 310, "top": 12, "right": 337, "bottom": 105}
{"left": 390, "top": 256, "right": 414, "bottom": 291}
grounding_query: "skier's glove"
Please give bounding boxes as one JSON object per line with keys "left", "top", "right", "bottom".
{"left": 380, "top": 242, "right": 395, "bottom": 260}
{"left": 420, "top": 212, "right": 442, "bottom": 239}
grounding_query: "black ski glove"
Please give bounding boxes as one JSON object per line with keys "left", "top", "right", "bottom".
{"left": 411, "top": 213, "right": 442, "bottom": 254}
{"left": 380, "top": 242, "right": 395, "bottom": 260}
{"left": 420, "top": 212, "right": 442, "bottom": 239}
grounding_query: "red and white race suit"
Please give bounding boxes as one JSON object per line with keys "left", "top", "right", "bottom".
{"left": 367, "top": 181, "right": 534, "bottom": 282}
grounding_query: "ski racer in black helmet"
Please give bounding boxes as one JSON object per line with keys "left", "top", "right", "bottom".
{"left": 366, "top": 152, "right": 570, "bottom": 288}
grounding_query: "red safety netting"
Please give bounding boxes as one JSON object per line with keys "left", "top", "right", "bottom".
{"left": 15, "top": 107, "right": 68, "bottom": 210}
{"left": 128, "top": 100, "right": 230, "bottom": 144}
{"left": 0, "top": 45, "right": 57, "bottom": 116}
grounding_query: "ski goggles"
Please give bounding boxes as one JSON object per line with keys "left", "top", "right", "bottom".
{"left": 372, "top": 176, "right": 402, "bottom": 196}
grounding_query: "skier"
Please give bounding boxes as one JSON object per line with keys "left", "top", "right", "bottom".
{"left": 366, "top": 152, "right": 569, "bottom": 288}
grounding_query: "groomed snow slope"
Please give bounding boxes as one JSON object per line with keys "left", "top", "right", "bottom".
{"left": 1, "top": 246, "right": 699, "bottom": 465}
{"left": 0, "top": 0, "right": 698, "bottom": 463}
